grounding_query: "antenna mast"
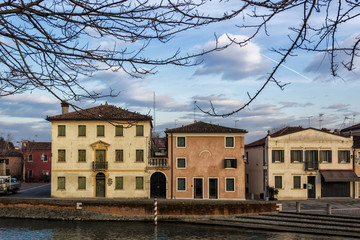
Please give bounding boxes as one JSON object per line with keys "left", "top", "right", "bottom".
{"left": 153, "top": 92, "right": 156, "bottom": 135}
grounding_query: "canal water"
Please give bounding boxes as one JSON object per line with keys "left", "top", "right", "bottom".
{"left": 0, "top": 218, "right": 347, "bottom": 240}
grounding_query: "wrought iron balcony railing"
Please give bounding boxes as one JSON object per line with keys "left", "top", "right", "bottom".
{"left": 92, "top": 161, "right": 108, "bottom": 171}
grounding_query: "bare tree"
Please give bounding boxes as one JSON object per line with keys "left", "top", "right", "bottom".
{"left": 0, "top": 0, "right": 359, "bottom": 115}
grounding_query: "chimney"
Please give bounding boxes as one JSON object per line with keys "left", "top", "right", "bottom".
{"left": 61, "top": 102, "right": 69, "bottom": 114}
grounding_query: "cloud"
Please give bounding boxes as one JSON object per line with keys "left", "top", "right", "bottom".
{"left": 193, "top": 34, "right": 271, "bottom": 80}
{"left": 323, "top": 104, "right": 350, "bottom": 112}
{"left": 279, "top": 101, "right": 315, "bottom": 109}
{"left": 304, "top": 33, "right": 360, "bottom": 81}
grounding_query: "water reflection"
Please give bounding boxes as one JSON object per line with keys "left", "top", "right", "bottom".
{"left": 0, "top": 218, "right": 349, "bottom": 240}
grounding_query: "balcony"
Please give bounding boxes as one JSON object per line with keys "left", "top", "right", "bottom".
{"left": 92, "top": 161, "right": 108, "bottom": 171}
{"left": 147, "top": 157, "right": 169, "bottom": 169}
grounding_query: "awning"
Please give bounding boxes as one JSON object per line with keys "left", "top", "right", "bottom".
{"left": 320, "top": 170, "right": 359, "bottom": 182}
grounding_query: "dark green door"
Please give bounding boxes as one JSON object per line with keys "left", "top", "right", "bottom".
{"left": 209, "top": 179, "right": 218, "bottom": 199}
{"left": 307, "top": 176, "right": 316, "bottom": 199}
{"left": 194, "top": 178, "right": 203, "bottom": 199}
{"left": 96, "top": 173, "right": 105, "bottom": 197}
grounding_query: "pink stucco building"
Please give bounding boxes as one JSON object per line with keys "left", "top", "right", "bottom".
{"left": 162, "top": 121, "right": 247, "bottom": 200}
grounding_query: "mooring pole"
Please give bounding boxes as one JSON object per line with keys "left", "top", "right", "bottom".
{"left": 154, "top": 198, "right": 158, "bottom": 225}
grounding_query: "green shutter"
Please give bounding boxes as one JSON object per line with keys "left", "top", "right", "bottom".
{"left": 116, "top": 150, "right": 123, "bottom": 162}
{"left": 136, "top": 150, "right": 144, "bottom": 162}
{"left": 136, "top": 125, "right": 144, "bottom": 136}
{"left": 177, "top": 158, "right": 186, "bottom": 168}
{"left": 226, "top": 178, "right": 235, "bottom": 191}
{"left": 177, "top": 137, "right": 185, "bottom": 147}
{"left": 115, "top": 177, "right": 123, "bottom": 190}
{"left": 293, "top": 176, "right": 301, "bottom": 189}
{"left": 78, "top": 150, "right": 86, "bottom": 162}
{"left": 226, "top": 137, "right": 234, "bottom": 147}
{"left": 177, "top": 178, "right": 186, "bottom": 191}
{"left": 58, "top": 125, "right": 66, "bottom": 136}
{"left": 58, "top": 177, "right": 65, "bottom": 190}
{"left": 115, "top": 125, "right": 123, "bottom": 136}
{"left": 275, "top": 176, "right": 282, "bottom": 188}
{"left": 58, "top": 150, "right": 66, "bottom": 162}
{"left": 136, "top": 177, "right": 143, "bottom": 189}
{"left": 78, "top": 177, "right": 86, "bottom": 190}
{"left": 96, "top": 150, "right": 106, "bottom": 162}
{"left": 97, "top": 125, "right": 104, "bottom": 136}
{"left": 78, "top": 125, "right": 86, "bottom": 136}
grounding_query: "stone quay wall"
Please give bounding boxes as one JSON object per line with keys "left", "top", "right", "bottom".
{"left": 0, "top": 198, "right": 277, "bottom": 221}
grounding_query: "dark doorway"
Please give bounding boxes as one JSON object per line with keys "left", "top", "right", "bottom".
{"left": 209, "top": 178, "right": 218, "bottom": 199}
{"left": 194, "top": 178, "right": 203, "bottom": 199}
{"left": 150, "top": 172, "right": 166, "bottom": 198}
{"left": 321, "top": 180, "right": 350, "bottom": 197}
{"left": 307, "top": 176, "right": 316, "bottom": 199}
{"left": 96, "top": 172, "right": 106, "bottom": 197}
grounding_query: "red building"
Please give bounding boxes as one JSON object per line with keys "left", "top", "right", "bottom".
{"left": 22, "top": 141, "right": 51, "bottom": 182}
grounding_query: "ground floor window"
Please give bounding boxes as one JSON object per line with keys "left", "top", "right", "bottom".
{"left": 58, "top": 177, "right": 65, "bottom": 190}
{"left": 115, "top": 176, "right": 123, "bottom": 190}
{"left": 177, "top": 178, "right": 186, "bottom": 191}
{"left": 225, "top": 178, "right": 235, "bottom": 192}
{"left": 78, "top": 176, "right": 86, "bottom": 190}
{"left": 293, "top": 176, "right": 301, "bottom": 189}
{"left": 275, "top": 176, "right": 282, "bottom": 189}
{"left": 136, "top": 176, "right": 144, "bottom": 190}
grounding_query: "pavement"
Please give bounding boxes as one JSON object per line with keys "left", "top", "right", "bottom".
{"left": 20, "top": 182, "right": 50, "bottom": 191}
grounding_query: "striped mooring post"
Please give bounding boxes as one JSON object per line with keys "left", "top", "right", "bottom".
{"left": 154, "top": 198, "right": 158, "bottom": 225}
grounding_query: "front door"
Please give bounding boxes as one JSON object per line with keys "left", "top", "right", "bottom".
{"left": 194, "top": 178, "right": 203, "bottom": 199}
{"left": 96, "top": 173, "right": 106, "bottom": 197}
{"left": 150, "top": 172, "right": 166, "bottom": 198}
{"left": 307, "top": 176, "right": 316, "bottom": 199}
{"left": 209, "top": 178, "right": 218, "bottom": 199}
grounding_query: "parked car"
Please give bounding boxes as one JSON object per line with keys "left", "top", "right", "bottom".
{"left": 0, "top": 176, "right": 21, "bottom": 194}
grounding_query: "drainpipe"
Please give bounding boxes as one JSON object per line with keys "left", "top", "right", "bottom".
{"left": 170, "top": 133, "right": 174, "bottom": 199}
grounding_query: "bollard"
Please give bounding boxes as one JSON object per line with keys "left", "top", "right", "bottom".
{"left": 76, "top": 202, "right": 82, "bottom": 210}
{"left": 296, "top": 202, "right": 301, "bottom": 213}
{"left": 154, "top": 198, "right": 158, "bottom": 225}
{"left": 276, "top": 203, "right": 282, "bottom": 212}
{"left": 327, "top": 204, "right": 332, "bottom": 215}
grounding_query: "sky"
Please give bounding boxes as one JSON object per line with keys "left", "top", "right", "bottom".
{"left": 1, "top": 2, "right": 360, "bottom": 147}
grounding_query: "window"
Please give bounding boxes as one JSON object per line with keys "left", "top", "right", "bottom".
{"left": 177, "top": 178, "right": 186, "bottom": 191}
{"left": 293, "top": 176, "right": 301, "bottom": 189}
{"left": 136, "top": 177, "right": 144, "bottom": 189}
{"left": 28, "top": 155, "right": 33, "bottom": 162}
{"left": 42, "top": 154, "right": 48, "bottom": 162}
{"left": 320, "top": 150, "right": 332, "bottom": 163}
{"left": 5, "top": 159, "right": 9, "bottom": 165}
{"left": 115, "top": 150, "right": 124, "bottom": 162}
{"left": 338, "top": 150, "right": 350, "bottom": 163}
{"left": 58, "top": 125, "right": 66, "bottom": 136}
{"left": 177, "top": 158, "right": 186, "bottom": 168}
{"left": 136, "top": 150, "right": 144, "bottom": 162}
{"left": 78, "top": 177, "right": 86, "bottom": 190}
{"left": 272, "top": 150, "right": 284, "bottom": 163}
{"left": 6, "top": 169, "right": 10, "bottom": 175}
{"left": 225, "top": 178, "right": 235, "bottom": 192}
{"left": 177, "top": 137, "right": 186, "bottom": 148}
{"left": 291, "top": 150, "right": 302, "bottom": 163}
{"left": 28, "top": 170, "right": 33, "bottom": 177}
{"left": 58, "top": 149, "right": 66, "bottom": 162}
{"left": 224, "top": 158, "right": 237, "bottom": 168}
{"left": 225, "top": 137, "right": 234, "bottom": 148}
{"left": 136, "top": 125, "right": 144, "bottom": 136}
{"left": 97, "top": 125, "right": 105, "bottom": 137}
{"left": 115, "top": 177, "right": 123, "bottom": 190}
{"left": 78, "top": 125, "right": 86, "bottom": 136}
{"left": 58, "top": 177, "right": 65, "bottom": 190}
{"left": 275, "top": 176, "right": 282, "bottom": 189}
{"left": 305, "top": 150, "right": 318, "bottom": 170}
{"left": 78, "top": 150, "right": 86, "bottom": 162}
{"left": 115, "top": 125, "right": 123, "bottom": 136}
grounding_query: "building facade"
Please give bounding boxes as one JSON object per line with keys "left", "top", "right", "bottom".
{"left": 0, "top": 149, "right": 23, "bottom": 179}
{"left": 162, "top": 121, "right": 247, "bottom": 200}
{"left": 47, "top": 103, "right": 153, "bottom": 198}
{"left": 246, "top": 127, "right": 357, "bottom": 200}
{"left": 22, "top": 141, "right": 51, "bottom": 182}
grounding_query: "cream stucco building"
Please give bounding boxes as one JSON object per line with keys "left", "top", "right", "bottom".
{"left": 246, "top": 127, "right": 357, "bottom": 200}
{"left": 47, "top": 103, "right": 154, "bottom": 198}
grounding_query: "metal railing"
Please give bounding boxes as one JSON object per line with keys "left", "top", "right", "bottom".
{"left": 147, "top": 157, "right": 169, "bottom": 169}
{"left": 92, "top": 161, "right": 108, "bottom": 171}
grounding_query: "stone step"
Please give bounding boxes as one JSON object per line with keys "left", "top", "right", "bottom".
{"left": 277, "top": 211, "right": 360, "bottom": 222}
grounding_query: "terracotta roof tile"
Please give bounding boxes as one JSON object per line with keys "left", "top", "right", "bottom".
{"left": 245, "top": 137, "right": 266, "bottom": 148}
{"left": 46, "top": 104, "right": 152, "bottom": 122}
{"left": 165, "top": 121, "right": 247, "bottom": 134}
{"left": 341, "top": 123, "right": 360, "bottom": 133}
{"left": 0, "top": 149, "right": 23, "bottom": 157}
{"left": 24, "top": 142, "right": 51, "bottom": 151}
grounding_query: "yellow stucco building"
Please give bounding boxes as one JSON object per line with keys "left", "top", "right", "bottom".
{"left": 246, "top": 127, "right": 357, "bottom": 200}
{"left": 47, "top": 103, "right": 153, "bottom": 198}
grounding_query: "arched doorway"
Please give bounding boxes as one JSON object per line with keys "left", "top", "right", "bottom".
{"left": 96, "top": 172, "right": 106, "bottom": 197}
{"left": 150, "top": 172, "right": 166, "bottom": 198}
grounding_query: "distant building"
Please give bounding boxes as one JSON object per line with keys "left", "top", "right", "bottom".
{"left": 246, "top": 127, "right": 357, "bottom": 200}
{"left": 163, "top": 121, "right": 247, "bottom": 200}
{"left": 22, "top": 141, "right": 51, "bottom": 182}
{"left": 0, "top": 149, "right": 23, "bottom": 179}
{"left": 341, "top": 122, "right": 360, "bottom": 136}
{"left": 46, "top": 102, "right": 154, "bottom": 198}
{"left": 353, "top": 136, "right": 360, "bottom": 198}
